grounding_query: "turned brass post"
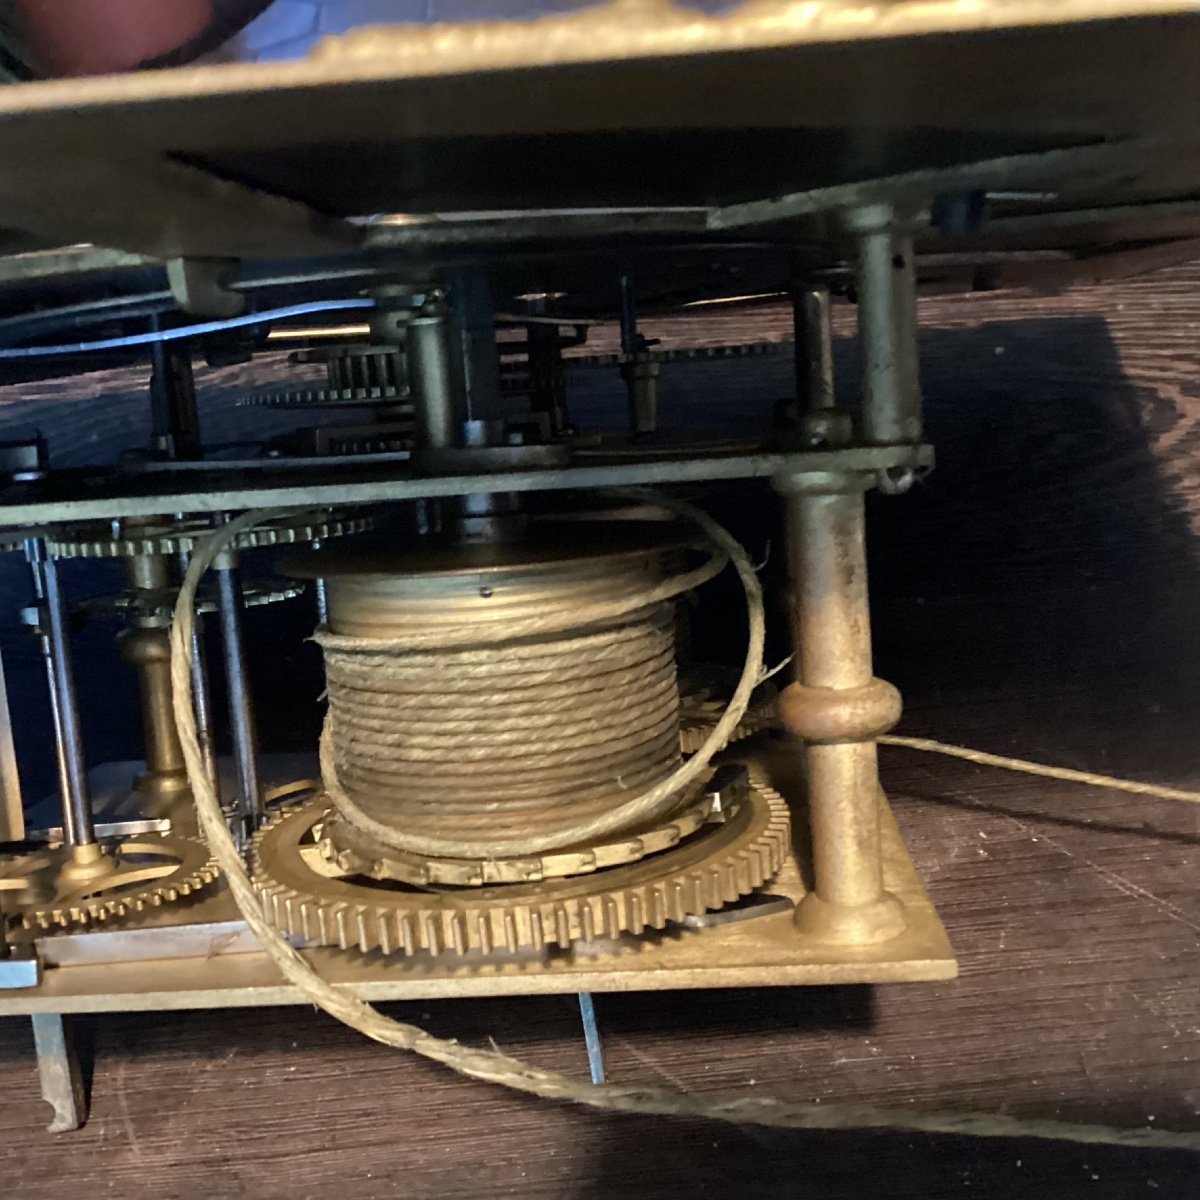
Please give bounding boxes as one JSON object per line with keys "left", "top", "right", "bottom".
{"left": 776, "top": 206, "right": 922, "bottom": 945}
{"left": 776, "top": 470, "right": 905, "bottom": 944}
{"left": 119, "top": 553, "right": 189, "bottom": 807}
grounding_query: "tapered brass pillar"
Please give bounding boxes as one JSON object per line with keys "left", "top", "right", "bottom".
{"left": 119, "top": 553, "right": 189, "bottom": 806}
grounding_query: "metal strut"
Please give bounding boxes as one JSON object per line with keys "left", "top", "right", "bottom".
{"left": 774, "top": 202, "right": 923, "bottom": 946}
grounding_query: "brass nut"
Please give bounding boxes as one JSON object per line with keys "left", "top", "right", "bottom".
{"left": 778, "top": 677, "right": 901, "bottom": 743}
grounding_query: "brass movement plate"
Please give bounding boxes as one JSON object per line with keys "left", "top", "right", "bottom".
{"left": 0, "top": 750, "right": 955, "bottom": 1016}
{"left": 0, "top": 4, "right": 1196, "bottom": 259}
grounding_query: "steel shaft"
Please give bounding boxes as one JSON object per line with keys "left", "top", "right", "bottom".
{"left": 24, "top": 538, "right": 95, "bottom": 847}
{"left": 215, "top": 558, "right": 262, "bottom": 828}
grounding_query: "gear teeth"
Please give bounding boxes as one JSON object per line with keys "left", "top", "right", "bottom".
{"left": 15, "top": 834, "right": 218, "bottom": 932}
{"left": 399, "top": 913, "right": 417, "bottom": 956}
{"left": 250, "top": 787, "right": 791, "bottom": 958}
{"left": 578, "top": 902, "right": 595, "bottom": 944}
{"left": 627, "top": 892, "right": 645, "bottom": 936}
{"left": 422, "top": 912, "right": 439, "bottom": 955}
{"left": 49, "top": 512, "right": 373, "bottom": 559}
{"left": 377, "top": 911, "right": 396, "bottom": 956}
{"left": 602, "top": 895, "right": 619, "bottom": 941}
{"left": 528, "top": 909, "right": 545, "bottom": 952}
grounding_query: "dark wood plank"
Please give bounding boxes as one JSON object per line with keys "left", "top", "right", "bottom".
{"left": 2, "top": 267, "right": 1200, "bottom": 1197}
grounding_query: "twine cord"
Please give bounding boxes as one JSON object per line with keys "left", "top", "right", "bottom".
{"left": 168, "top": 506, "right": 1200, "bottom": 1153}
{"left": 881, "top": 735, "right": 1200, "bottom": 805}
{"left": 319, "top": 490, "right": 766, "bottom": 858}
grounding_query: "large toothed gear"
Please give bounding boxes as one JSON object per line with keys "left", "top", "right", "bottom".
{"left": 239, "top": 386, "right": 412, "bottom": 410}
{"left": 0, "top": 834, "right": 220, "bottom": 931}
{"left": 240, "top": 344, "right": 411, "bottom": 409}
{"left": 567, "top": 342, "right": 791, "bottom": 370}
{"left": 46, "top": 510, "right": 374, "bottom": 559}
{"left": 251, "top": 782, "right": 790, "bottom": 958}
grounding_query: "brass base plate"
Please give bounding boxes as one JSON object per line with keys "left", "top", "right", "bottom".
{"left": 0, "top": 747, "right": 955, "bottom": 1015}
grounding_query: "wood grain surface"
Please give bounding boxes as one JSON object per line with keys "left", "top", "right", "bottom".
{"left": 1, "top": 268, "right": 1200, "bottom": 1197}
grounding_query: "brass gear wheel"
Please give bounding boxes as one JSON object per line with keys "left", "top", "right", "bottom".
{"left": 251, "top": 782, "right": 790, "bottom": 958}
{"left": 567, "top": 342, "right": 791, "bottom": 370}
{"left": 239, "top": 386, "right": 412, "bottom": 410}
{"left": 241, "top": 344, "right": 410, "bottom": 409}
{"left": 47, "top": 510, "right": 373, "bottom": 559}
{"left": 79, "top": 578, "right": 305, "bottom": 622}
{"left": 0, "top": 834, "right": 219, "bottom": 931}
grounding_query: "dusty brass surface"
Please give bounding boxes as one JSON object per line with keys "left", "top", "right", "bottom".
{"left": 0, "top": 834, "right": 219, "bottom": 931}
{"left": 119, "top": 623, "right": 190, "bottom": 805}
{"left": 321, "top": 782, "right": 716, "bottom": 887}
{"left": 0, "top": 645, "right": 23, "bottom": 842}
{"left": 776, "top": 471, "right": 907, "bottom": 945}
{"left": 287, "top": 521, "right": 685, "bottom": 624}
{"left": 0, "top": 5, "right": 1194, "bottom": 260}
{"left": 250, "top": 781, "right": 790, "bottom": 957}
{"left": 119, "top": 550, "right": 189, "bottom": 806}
{"left": 0, "top": 776, "right": 954, "bottom": 1016}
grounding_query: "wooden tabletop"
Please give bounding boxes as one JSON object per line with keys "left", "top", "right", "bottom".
{"left": 1, "top": 268, "right": 1199, "bottom": 1196}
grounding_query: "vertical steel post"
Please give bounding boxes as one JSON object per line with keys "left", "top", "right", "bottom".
{"left": 214, "top": 546, "right": 261, "bottom": 831}
{"left": 24, "top": 539, "right": 94, "bottom": 847}
{"left": 847, "top": 203, "right": 922, "bottom": 445}
{"left": 410, "top": 298, "right": 459, "bottom": 451}
{"left": 177, "top": 547, "right": 220, "bottom": 798}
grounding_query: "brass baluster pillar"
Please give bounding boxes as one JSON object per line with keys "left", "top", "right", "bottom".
{"left": 118, "top": 551, "right": 189, "bottom": 808}
{"left": 776, "top": 204, "right": 921, "bottom": 945}
{"left": 776, "top": 470, "right": 905, "bottom": 943}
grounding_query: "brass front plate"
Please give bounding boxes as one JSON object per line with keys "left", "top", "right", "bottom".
{"left": 0, "top": 773, "right": 955, "bottom": 1016}
{"left": 0, "top": 4, "right": 1198, "bottom": 258}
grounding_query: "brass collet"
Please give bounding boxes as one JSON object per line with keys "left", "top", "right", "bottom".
{"left": 778, "top": 677, "right": 901, "bottom": 743}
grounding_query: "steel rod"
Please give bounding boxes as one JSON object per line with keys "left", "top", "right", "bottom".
{"left": 577, "top": 992, "right": 606, "bottom": 1084}
{"left": 190, "top": 617, "right": 220, "bottom": 798}
{"left": 848, "top": 203, "right": 922, "bottom": 445}
{"left": 149, "top": 332, "right": 202, "bottom": 460}
{"left": 177, "top": 551, "right": 220, "bottom": 799}
{"left": 215, "top": 560, "right": 261, "bottom": 829}
{"left": 311, "top": 538, "right": 330, "bottom": 626}
{"left": 793, "top": 284, "right": 835, "bottom": 414}
{"left": 618, "top": 274, "right": 638, "bottom": 357}
{"left": 410, "top": 308, "right": 458, "bottom": 450}
{"left": 24, "top": 539, "right": 95, "bottom": 847}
